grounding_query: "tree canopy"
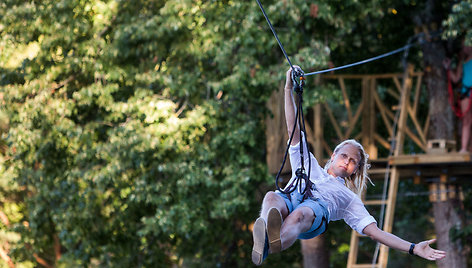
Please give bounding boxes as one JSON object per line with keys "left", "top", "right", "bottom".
{"left": 0, "top": 0, "right": 471, "bottom": 267}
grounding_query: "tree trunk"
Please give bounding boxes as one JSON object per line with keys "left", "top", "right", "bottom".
{"left": 433, "top": 199, "right": 468, "bottom": 268}
{"left": 420, "top": 1, "right": 467, "bottom": 267}
{"left": 301, "top": 234, "right": 329, "bottom": 268}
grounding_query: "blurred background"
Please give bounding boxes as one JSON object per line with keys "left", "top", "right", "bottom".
{"left": 0, "top": 0, "right": 471, "bottom": 267}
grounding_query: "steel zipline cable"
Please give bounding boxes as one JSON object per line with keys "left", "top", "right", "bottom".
{"left": 255, "top": 0, "right": 294, "bottom": 70}
{"left": 255, "top": 0, "right": 429, "bottom": 76}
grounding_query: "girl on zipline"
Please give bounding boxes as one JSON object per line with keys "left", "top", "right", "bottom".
{"left": 444, "top": 41, "right": 472, "bottom": 153}
{"left": 251, "top": 66, "right": 447, "bottom": 266}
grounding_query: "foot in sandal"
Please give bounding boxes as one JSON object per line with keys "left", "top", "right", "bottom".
{"left": 267, "top": 207, "right": 282, "bottom": 253}
{"left": 252, "top": 217, "right": 269, "bottom": 265}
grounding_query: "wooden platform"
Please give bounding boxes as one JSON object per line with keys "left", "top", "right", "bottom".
{"left": 368, "top": 152, "right": 472, "bottom": 180}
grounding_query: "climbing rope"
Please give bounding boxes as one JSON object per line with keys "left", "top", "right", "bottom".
{"left": 274, "top": 67, "right": 313, "bottom": 196}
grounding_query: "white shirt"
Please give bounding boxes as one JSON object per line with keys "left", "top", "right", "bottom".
{"left": 284, "top": 137, "right": 377, "bottom": 235}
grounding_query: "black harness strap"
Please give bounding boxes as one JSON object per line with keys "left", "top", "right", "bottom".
{"left": 275, "top": 67, "right": 313, "bottom": 200}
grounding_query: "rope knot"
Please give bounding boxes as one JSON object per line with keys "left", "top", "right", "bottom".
{"left": 291, "top": 67, "right": 305, "bottom": 94}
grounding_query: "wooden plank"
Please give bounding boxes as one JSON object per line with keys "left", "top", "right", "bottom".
{"left": 369, "top": 78, "right": 378, "bottom": 159}
{"left": 339, "top": 77, "right": 353, "bottom": 122}
{"left": 394, "top": 67, "right": 412, "bottom": 156}
{"left": 351, "top": 264, "right": 381, "bottom": 268}
{"left": 347, "top": 230, "right": 360, "bottom": 268}
{"left": 362, "top": 78, "right": 374, "bottom": 156}
{"left": 389, "top": 153, "right": 472, "bottom": 165}
{"left": 407, "top": 105, "right": 427, "bottom": 145}
{"left": 378, "top": 167, "right": 400, "bottom": 268}
{"left": 374, "top": 133, "right": 391, "bottom": 151}
{"left": 314, "top": 104, "right": 323, "bottom": 158}
{"left": 373, "top": 90, "right": 393, "bottom": 136}
{"left": 324, "top": 103, "right": 344, "bottom": 140}
{"left": 386, "top": 88, "right": 400, "bottom": 100}
{"left": 323, "top": 140, "right": 333, "bottom": 156}
{"left": 423, "top": 113, "right": 430, "bottom": 140}
{"left": 345, "top": 101, "right": 364, "bottom": 138}
{"left": 393, "top": 76, "right": 402, "bottom": 93}
{"left": 364, "top": 199, "right": 388, "bottom": 205}
{"left": 412, "top": 74, "right": 423, "bottom": 117}
{"left": 404, "top": 125, "right": 426, "bottom": 151}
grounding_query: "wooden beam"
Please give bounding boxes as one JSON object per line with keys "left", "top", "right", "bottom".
{"left": 345, "top": 101, "right": 364, "bottom": 139}
{"left": 407, "top": 105, "right": 427, "bottom": 145}
{"left": 314, "top": 104, "right": 323, "bottom": 158}
{"left": 338, "top": 77, "right": 353, "bottom": 122}
{"left": 393, "top": 76, "right": 402, "bottom": 94}
{"left": 347, "top": 231, "right": 360, "bottom": 268}
{"left": 412, "top": 74, "right": 423, "bottom": 118}
{"left": 389, "top": 153, "right": 472, "bottom": 165}
{"left": 374, "top": 133, "right": 391, "bottom": 150}
{"left": 373, "top": 90, "right": 393, "bottom": 137}
{"left": 324, "top": 103, "right": 343, "bottom": 140}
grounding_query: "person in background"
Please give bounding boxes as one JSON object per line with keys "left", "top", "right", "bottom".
{"left": 444, "top": 40, "right": 472, "bottom": 153}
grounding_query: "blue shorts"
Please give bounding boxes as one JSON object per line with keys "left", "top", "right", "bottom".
{"left": 276, "top": 191, "right": 330, "bottom": 240}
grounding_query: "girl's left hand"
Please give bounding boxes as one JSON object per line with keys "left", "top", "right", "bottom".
{"left": 413, "top": 239, "right": 446, "bottom": 261}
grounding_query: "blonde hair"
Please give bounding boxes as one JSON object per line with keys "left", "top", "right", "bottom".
{"left": 324, "top": 139, "right": 373, "bottom": 197}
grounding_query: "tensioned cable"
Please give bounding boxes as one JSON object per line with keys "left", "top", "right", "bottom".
{"left": 256, "top": 0, "right": 294, "bottom": 69}
{"left": 255, "top": 0, "right": 428, "bottom": 75}
{"left": 304, "top": 44, "right": 415, "bottom": 76}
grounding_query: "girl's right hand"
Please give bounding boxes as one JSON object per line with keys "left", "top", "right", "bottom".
{"left": 285, "top": 65, "right": 302, "bottom": 91}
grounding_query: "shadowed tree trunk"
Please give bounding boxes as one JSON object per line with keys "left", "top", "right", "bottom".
{"left": 419, "top": 1, "right": 467, "bottom": 267}
{"left": 302, "top": 235, "right": 329, "bottom": 268}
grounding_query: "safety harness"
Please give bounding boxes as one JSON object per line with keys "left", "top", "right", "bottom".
{"left": 447, "top": 72, "right": 472, "bottom": 118}
{"left": 274, "top": 66, "right": 328, "bottom": 233}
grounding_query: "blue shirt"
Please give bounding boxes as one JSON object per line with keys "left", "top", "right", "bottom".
{"left": 462, "top": 60, "right": 472, "bottom": 97}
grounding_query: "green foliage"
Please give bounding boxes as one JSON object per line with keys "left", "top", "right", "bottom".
{"left": 443, "top": 0, "right": 472, "bottom": 44}
{"left": 0, "top": 0, "right": 471, "bottom": 267}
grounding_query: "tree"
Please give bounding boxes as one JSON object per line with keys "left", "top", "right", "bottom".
{"left": 1, "top": 0, "right": 471, "bottom": 267}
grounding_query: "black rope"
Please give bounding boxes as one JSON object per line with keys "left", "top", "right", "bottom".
{"left": 255, "top": 0, "right": 293, "bottom": 69}
{"left": 255, "top": 1, "right": 438, "bottom": 76}
{"left": 305, "top": 44, "right": 415, "bottom": 76}
{"left": 275, "top": 67, "right": 313, "bottom": 197}
{"left": 255, "top": 0, "right": 437, "bottom": 199}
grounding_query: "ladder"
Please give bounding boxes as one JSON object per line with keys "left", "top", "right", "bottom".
{"left": 346, "top": 65, "right": 413, "bottom": 268}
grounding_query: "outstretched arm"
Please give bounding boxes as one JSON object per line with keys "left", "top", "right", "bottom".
{"left": 284, "top": 67, "right": 300, "bottom": 146}
{"left": 363, "top": 223, "right": 446, "bottom": 261}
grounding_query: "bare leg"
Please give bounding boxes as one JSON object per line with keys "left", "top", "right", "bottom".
{"left": 460, "top": 97, "right": 472, "bottom": 153}
{"left": 280, "top": 206, "right": 315, "bottom": 250}
{"left": 260, "top": 191, "right": 289, "bottom": 220}
{"left": 252, "top": 192, "right": 289, "bottom": 264}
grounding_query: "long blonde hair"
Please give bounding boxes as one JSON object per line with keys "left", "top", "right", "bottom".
{"left": 324, "top": 139, "right": 373, "bottom": 197}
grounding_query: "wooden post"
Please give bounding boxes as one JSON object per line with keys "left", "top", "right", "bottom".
{"left": 369, "top": 78, "right": 378, "bottom": 159}
{"left": 347, "top": 231, "right": 359, "bottom": 267}
{"left": 314, "top": 103, "right": 323, "bottom": 158}
{"left": 361, "top": 78, "right": 372, "bottom": 153}
{"left": 378, "top": 65, "right": 413, "bottom": 268}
